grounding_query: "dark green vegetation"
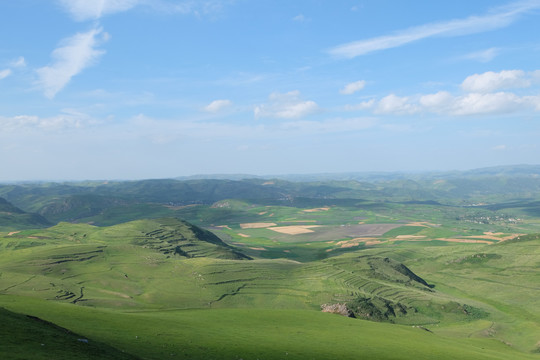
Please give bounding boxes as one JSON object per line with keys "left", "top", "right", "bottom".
{"left": 1, "top": 165, "right": 540, "bottom": 359}
{"left": 0, "top": 197, "right": 51, "bottom": 230}
{"left": 0, "top": 307, "right": 139, "bottom": 360}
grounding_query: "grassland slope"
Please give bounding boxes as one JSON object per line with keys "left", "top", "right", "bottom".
{"left": 0, "top": 197, "right": 51, "bottom": 230}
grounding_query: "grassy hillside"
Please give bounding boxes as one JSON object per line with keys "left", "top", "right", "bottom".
{"left": 0, "top": 197, "right": 51, "bottom": 230}
{"left": 0, "top": 296, "right": 535, "bottom": 360}
{"left": 1, "top": 218, "right": 539, "bottom": 357}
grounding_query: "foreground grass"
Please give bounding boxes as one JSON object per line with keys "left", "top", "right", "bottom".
{"left": 0, "top": 306, "right": 139, "bottom": 360}
{"left": 0, "top": 295, "right": 535, "bottom": 360}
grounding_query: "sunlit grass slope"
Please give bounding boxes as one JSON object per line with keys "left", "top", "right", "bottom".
{"left": 0, "top": 295, "right": 535, "bottom": 360}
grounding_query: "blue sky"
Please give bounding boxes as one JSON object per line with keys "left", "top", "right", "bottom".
{"left": 1, "top": 0, "right": 540, "bottom": 181}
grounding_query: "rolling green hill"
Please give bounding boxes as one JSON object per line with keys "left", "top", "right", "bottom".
{"left": 1, "top": 217, "right": 539, "bottom": 357}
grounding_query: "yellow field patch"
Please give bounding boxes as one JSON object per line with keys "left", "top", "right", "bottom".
{"left": 336, "top": 237, "right": 381, "bottom": 248}
{"left": 240, "top": 222, "right": 277, "bottom": 229}
{"left": 268, "top": 225, "right": 320, "bottom": 235}
{"left": 249, "top": 247, "right": 267, "bottom": 251}
{"left": 395, "top": 235, "right": 427, "bottom": 239}
{"left": 7, "top": 231, "right": 20, "bottom": 236}
{"left": 237, "top": 233, "right": 250, "bottom": 238}
{"left": 436, "top": 238, "right": 493, "bottom": 244}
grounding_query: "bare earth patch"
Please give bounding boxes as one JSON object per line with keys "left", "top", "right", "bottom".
{"left": 336, "top": 237, "right": 378, "bottom": 248}
{"left": 7, "top": 231, "right": 20, "bottom": 236}
{"left": 283, "top": 220, "right": 317, "bottom": 223}
{"left": 268, "top": 225, "right": 320, "bottom": 235}
{"left": 249, "top": 247, "right": 267, "bottom": 251}
{"left": 237, "top": 233, "right": 250, "bottom": 238}
{"left": 216, "top": 225, "right": 232, "bottom": 230}
{"left": 303, "top": 207, "right": 330, "bottom": 213}
{"left": 240, "top": 222, "right": 277, "bottom": 229}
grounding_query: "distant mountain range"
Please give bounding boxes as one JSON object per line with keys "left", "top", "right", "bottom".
{"left": 176, "top": 164, "right": 540, "bottom": 182}
{"left": 2, "top": 164, "right": 540, "bottom": 228}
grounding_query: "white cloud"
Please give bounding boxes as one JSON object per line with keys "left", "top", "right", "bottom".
{"left": 452, "top": 92, "right": 523, "bottom": 115}
{"left": 0, "top": 69, "right": 12, "bottom": 80}
{"left": 204, "top": 99, "right": 232, "bottom": 112}
{"left": 254, "top": 91, "right": 319, "bottom": 119}
{"left": 36, "top": 27, "right": 108, "bottom": 99}
{"left": 492, "top": 144, "right": 508, "bottom": 151}
{"left": 374, "top": 94, "right": 419, "bottom": 115}
{"left": 460, "top": 47, "right": 500, "bottom": 63}
{"left": 351, "top": 88, "right": 537, "bottom": 117}
{"left": 344, "top": 99, "right": 375, "bottom": 111}
{"left": 328, "top": 0, "right": 540, "bottom": 58}
{"left": 418, "top": 91, "right": 534, "bottom": 116}
{"left": 58, "top": 0, "right": 140, "bottom": 21}
{"left": 340, "top": 80, "right": 366, "bottom": 95}
{"left": 461, "top": 70, "right": 530, "bottom": 92}
{"left": 419, "top": 91, "right": 455, "bottom": 112}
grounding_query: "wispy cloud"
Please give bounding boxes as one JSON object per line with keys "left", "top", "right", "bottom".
{"left": 254, "top": 90, "right": 319, "bottom": 119}
{"left": 280, "top": 117, "right": 376, "bottom": 134}
{"left": 293, "top": 14, "right": 307, "bottom": 22}
{"left": 0, "top": 69, "right": 12, "bottom": 80}
{"left": 459, "top": 48, "right": 500, "bottom": 63}
{"left": 328, "top": 0, "right": 540, "bottom": 58}
{"left": 58, "top": 0, "right": 140, "bottom": 21}
{"left": 0, "top": 109, "right": 97, "bottom": 132}
{"left": 340, "top": 80, "right": 366, "bottom": 95}
{"left": 36, "top": 27, "right": 108, "bottom": 99}
{"left": 58, "top": 0, "right": 229, "bottom": 21}
{"left": 10, "top": 56, "right": 26, "bottom": 68}
{"left": 204, "top": 99, "right": 232, "bottom": 112}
